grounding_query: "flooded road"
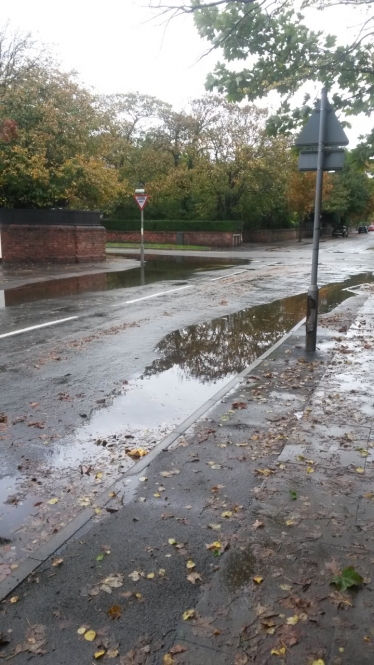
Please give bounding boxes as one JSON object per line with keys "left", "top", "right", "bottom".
{"left": 1, "top": 269, "right": 373, "bottom": 576}
{"left": 0, "top": 256, "right": 248, "bottom": 308}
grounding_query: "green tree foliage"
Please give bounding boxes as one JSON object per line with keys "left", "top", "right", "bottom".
{"left": 152, "top": 1, "right": 374, "bottom": 139}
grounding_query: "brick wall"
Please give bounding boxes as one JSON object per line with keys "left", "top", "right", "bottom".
{"left": 1, "top": 225, "right": 106, "bottom": 263}
{"left": 107, "top": 230, "right": 239, "bottom": 247}
{"left": 243, "top": 229, "right": 298, "bottom": 243}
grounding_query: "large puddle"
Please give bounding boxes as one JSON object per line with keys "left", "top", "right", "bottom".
{"left": 0, "top": 256, "right": 248, "bottom": 308}
{"left": 1, "top": 271, "right": 373, "bottom": 573}
{"left": 62, "top": 270, "right": 374, "bottom": 442}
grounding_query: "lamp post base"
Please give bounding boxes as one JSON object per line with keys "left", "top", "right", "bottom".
{"left": 306, "top": 285, "right": 319, "bottom": 352}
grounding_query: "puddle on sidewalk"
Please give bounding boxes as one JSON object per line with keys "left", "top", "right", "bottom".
{"left": 0, "top": 256, "right": 248, "bottom": 308}
{"left": 1, "top": 271, "right": 373, "bottom": 573}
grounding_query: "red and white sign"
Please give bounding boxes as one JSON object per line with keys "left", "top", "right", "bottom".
{"left": 134, "top": 194, "right": 149, "bottom": 210}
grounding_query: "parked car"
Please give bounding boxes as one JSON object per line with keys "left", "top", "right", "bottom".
{"left": 332, "top": 225, "right": 349, "bottom": 238}
{"left": 358, "top": 225, "right": 368, "bottom": 234}
{"left": 368, "top": 224, "right": 374, "bottom": 232}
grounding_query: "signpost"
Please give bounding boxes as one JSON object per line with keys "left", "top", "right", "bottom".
{"left": 296, "top": 88, "right": 349, "bottom": 352}
{"left": 134, "top": 191, "right": 149, "bottom": 268}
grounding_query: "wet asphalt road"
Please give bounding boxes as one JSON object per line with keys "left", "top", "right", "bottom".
{"left": 0, "top": 234, "right": 373, "bottom": 476}
{"left": 0, "top": 233, "right": 373, "bottom": 571}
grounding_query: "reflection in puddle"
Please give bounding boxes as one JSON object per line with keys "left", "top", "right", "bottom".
{"left": 146, "top": 272, "right": 374, "bottom": 382}
{"left": 0, "top": 476, "right": 38, "bottom": 540}
{"left": 1, "top": 256, "right": 248, "bottom": 308}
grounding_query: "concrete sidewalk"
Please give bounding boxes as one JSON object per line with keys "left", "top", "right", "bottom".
{"left": 1, "top": 290, "right": 373, "bottom": 664}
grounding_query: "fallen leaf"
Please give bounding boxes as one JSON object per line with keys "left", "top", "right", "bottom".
{"left": 107, "top": 649, "right": 119, "bottom": 658}
{"left": 154, "top": 493, "right": 161, "bottom": 498}
{"left": 77, "top": 626, "right": 88, "bottom": 635}
{"left": 280, "top": 584, "right": 293, "bottom": 591}
{"left": 206, "top": 542, "right": 221, "bottom": 550}
{"left": 255, "top": 468, "right": 274, "bottom": 477}
{"left": 187, "top": 572, "right": 202, "bottom": 584}
{"left": 232, "top": 402, "right": 247, "bottom": 410}
{"left": 84, "top": 630, "right": 97, "bottom": 641}
{"left": 160, "top": 469, "right": 180, "bottom": 478}
{"left": 208, "top": 524, "right": 221, "bottom": 530}
{"left": 147, "top": 573, "right": 155, "bottom": 579}
{"left": 9, "top": 596, "right": 19, "bottom": 603}
{"left": 168, "top": 538, "right": 177, "bottom": 545}
{"left": 13, "top": 624, "right": 46, "bottom": 656}
{"left": 306, "top": 467, "right": 314, "bottom": 474}
{"left": 234, "top": 654, "right": 248, "bottom": 664}
{"left": 139, "top": 477, "right": 148, "bottom": 482}
{"left": 52, "top": 558, "right": 64, "bottom": 567}
{"left": 221, "top": 511, "right": 233, "bottom": 518}
{"left": 170, "top": 645, "right": 187, "bottom": 655}
{"left": 289, "top": 490, "right": 297, "bottom": 500}
{"left": 163, "top": 655, "right": 174, "bottom": 665}
{"left": 286, "top": 615, "right": 299, "bottom": 625}
{"left": 94, "top": 650, "right": 106, "bottom": 659}
{"left": 253, "top": 576, "right": 263, "bottom": 584}
{"left": 330, "top": 566, "right": 363, "bottom": 591}
{"left": 127, "top": 448, "right": 148, "bottom": 458}
{"left": 186, "top": 560, "right": 195, "bottom": 570}
{"left": 311, "top": 661, "right": 325, "bottom": 665}
{"left": 356, "top": 467, "right": 365, "bottom": 474}
{"left": 253, "top": 520, "right": 264, "bottom": 530}
{"left": 102, "top": 574, "right": 123, "bottom": 589}
{"left": 210, "top": 485, "right": 225, "bottom": 492}
{"left": 128, "top": 570, "right": 141, "bottom": 582}
{"left": 47, "top": 498, "right": 59, "bottom": 505}
{"left": 271, "top": 646, "right": 286, "bottom": 656}
{"left": 182, "top": 609, "right": 196, "bottom": 620}
{"left": 107, "top": 605, "right": 122, "bottom": 620}
{"left": 158, "top": 568, "right": 166, "bottom": 577}
{"left": 286, "top": 520, "right": 295, "bottom": 526}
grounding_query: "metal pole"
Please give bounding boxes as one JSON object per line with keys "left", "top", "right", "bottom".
{"left": 306, "top": 87, "right": 327, "bottom": 352}
{"left": 140, "top": 209, "right": 144, "bottom": 268}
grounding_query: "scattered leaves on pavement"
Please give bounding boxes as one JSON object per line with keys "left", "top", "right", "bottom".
{"left": 187, "top": 572, "right": 202, "bottom": 584}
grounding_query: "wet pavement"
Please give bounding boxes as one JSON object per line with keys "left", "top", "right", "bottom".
{"left": 0, "top": 289, "right": 373, "bottom": 663}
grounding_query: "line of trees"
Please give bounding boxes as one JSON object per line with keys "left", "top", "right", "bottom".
{"left": 0, "top": 24, "right": 373, "bottom": 229}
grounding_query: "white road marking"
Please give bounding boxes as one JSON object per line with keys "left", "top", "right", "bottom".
{"left": 210, "top": 270, "right": 248, "bottom": 281}
{"left": 120, "top": 284, "right": 193, "bottom": 305}
{"left": 0, "top": 316, "right": 78, "bottom": 340}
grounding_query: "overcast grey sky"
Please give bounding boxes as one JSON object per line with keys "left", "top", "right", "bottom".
{"left": 2, "top": 0, "right": 373, "bottom": 144}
